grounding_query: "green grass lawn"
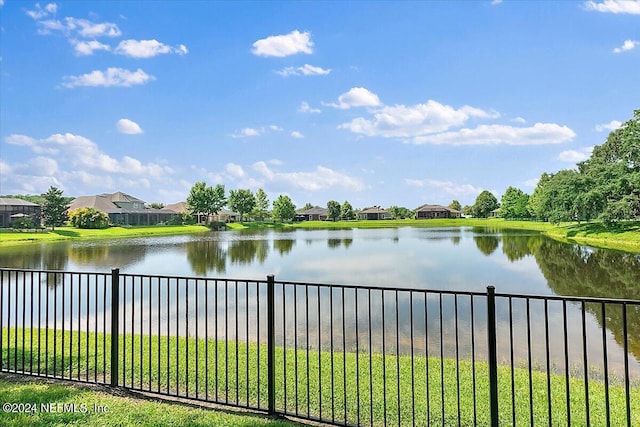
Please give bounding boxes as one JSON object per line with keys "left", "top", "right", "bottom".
{"left": 2, "top": 327, "right": 638, "bottom": 426}
{"left": 0, "top": 375, "right": 302, "bottom": 427}
{"left": 0, "top": 225, "right": 210, "bottom": 247}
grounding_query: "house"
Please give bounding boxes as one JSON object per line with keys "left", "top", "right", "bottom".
{"left": 357, "top": 206, "right": 392, "bottom": 220}
{"left": 213, "top": 209, "right": 239, "bottom": 223}
{"left": 163, "top": 202, "right": 238, "bottom": 223}
{"left": 295, "top": 206, "right": 328, "bottom": 221}
{"left": 0, "top": 198, "right": 42, "bottom": 228}
{"left": 489, "top": 208, "right": 501, "bottom": 218}
{"left": 67, "top": 192, "right": 176, "bottom": 226}
{"left": 414, "top": 204, "right": 461, "bottom": 219}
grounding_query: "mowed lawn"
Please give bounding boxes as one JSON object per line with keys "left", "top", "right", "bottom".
{"left": 0, "top": 374, "right": 302, "bottom": 427}
{"left": 1, "top": 327, "right": 638, "bottom": 426}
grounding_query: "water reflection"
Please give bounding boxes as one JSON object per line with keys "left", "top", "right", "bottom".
{"left": 1, "top": 227, "right": 639, "bottom": 371}
{"left": 474, "top": 235, "right": 500, "bottom": 256}
{"left": 186, "top": 240, "right": 227, "bottom": 275}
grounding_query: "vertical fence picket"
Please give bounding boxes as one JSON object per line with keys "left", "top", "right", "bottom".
{"left": 0, "top": 268, "right": 638, "bottom": 427}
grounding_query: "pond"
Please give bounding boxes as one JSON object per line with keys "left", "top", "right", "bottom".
{"left": 1, "top": 227, "right": 639, "bottom": 377}
{"left": 2, "top": 227, "right": 639, "bottom": 298}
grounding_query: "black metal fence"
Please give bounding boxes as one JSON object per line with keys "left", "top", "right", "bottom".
{"left": 1, "top": 267, "right": 639, "bottom": 426}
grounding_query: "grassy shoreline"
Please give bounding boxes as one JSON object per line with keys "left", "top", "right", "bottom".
{"left": 1, "top": 327, "right": 638, "bottom": 426}
{"left": 1, "top": 219, "right": 639, "bottom": 253}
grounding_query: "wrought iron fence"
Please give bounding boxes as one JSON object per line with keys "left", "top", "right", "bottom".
{"left": 1, "top": 267, "right": 638, "bottom": 426}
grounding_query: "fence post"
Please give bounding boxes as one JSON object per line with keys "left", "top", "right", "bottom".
{"left": 110, "top": 268, "right": 120, "bottom": 387}
{"left": 487, "top": 286, "right": 499, "bottom": 427}
{"left": 267, "top": 274, "right": 276, "bottom": 415}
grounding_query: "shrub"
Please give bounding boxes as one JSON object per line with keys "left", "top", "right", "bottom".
{"left": 10, "top": 216, "right": 34, "bottom": 229}
{"left": 68, "top": 207, "right": 110, "bottom": 229}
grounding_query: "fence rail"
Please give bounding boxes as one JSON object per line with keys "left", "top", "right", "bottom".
{"left": 1, "top": 267, "right": 639, "bottom": 426}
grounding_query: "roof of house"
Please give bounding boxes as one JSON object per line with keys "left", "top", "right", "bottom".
{"left": 415, "top": 204, "right": 460, "bottom": 213}
{"left": 99, "top": 191, "right": 146, "bottom": 204}
{"left": 299, "top": 206, "right": 328, "bottom": 215}
{"left": 162, "top": 202, "right": 188, "bottom": 213}
{"left": 0, "top": 197, "right": 40, "bottom": 207}
{"left": 68, "top": 192, "right": 149, "bottom": 214}
{"left": 360, "top": 206, "right": 389, "bottom": 214}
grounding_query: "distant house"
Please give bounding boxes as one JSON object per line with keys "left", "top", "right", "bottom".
{"left": 295, "top": 206, "right": 328, "bottom": 221}
{"left": 489, "top": 208, "right": 501, "bottom": 218}
{"left": 0, "top": 198, "right": 41, "bottom": 228}
{"left": 68, "top": 192, "right": 176, "bottom": 226}
{"left": 163, "top": 202, "right": 238, "bottom": 223}
{"left": 213, "top": 209, "right": 239, "bottom": 223}
{"left": 414, "top": 204, "right": 461, "bottom": 219}
{"left": 357, "top": 206, "right": 392, "bottom": 220}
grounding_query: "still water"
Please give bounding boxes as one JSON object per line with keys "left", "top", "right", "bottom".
{"left": 2, "top": 227, "right": 638, "bottom": 298}
{"left": 1, "top": 227, "right": 639, "bottom": 376}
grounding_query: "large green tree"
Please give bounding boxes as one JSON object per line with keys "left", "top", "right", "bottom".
{"left": 500, "top": 187, "right": 530, "bottom": 219}
{"left": 327, "top": 200, "right": 341, "bottom": 221}
{"left": 341, "top": 201, "right": 356, "bottom": 220}
{"left": 228, "top": 189, "right": 256, "bottom": 222}
{"left": 41, "top": 186, "right": 67, "bottom": 230}
{"left": 578, "top": 110, "right": 640, "bottom": 225}
{"left": 448, "top": 200, "right": 462, "bottom": 212}
{"left": 472, "top": 190, "right": 499, "bottom": 218}
{"left": 252, "top": 188, "right": 270, "bottom": 221}
{"left": 186, "top": 182, "right": 226, "bottom": 221}
{"left": 527, "top": 110, "right": 640, "bottom": 226}
{"left": 272, "top": 195, "right": 296, "bottom": 222}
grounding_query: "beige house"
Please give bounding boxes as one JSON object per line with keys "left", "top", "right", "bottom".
{"left": 68, "top": 192, "right": 176, "bottom": 226}
{"left": 357, "top": 206, "right": 392, "bottom": 220}
{"left": 163, "top": 202, "right": 238, "bottom": 223}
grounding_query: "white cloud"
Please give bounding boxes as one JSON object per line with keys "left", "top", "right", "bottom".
{"left": 62, "top": 68, "right": 155, "bottom": 88}
{"left": 231, "top": 128, "right": 261, "bottom": 138}
{"left": 326, "top": 87, "right": 382, "bottom": 109}
{"left": 584, "top": 0, "right": 640, "bottom": 14}
{"left": 252, "top": 30, "right": 313, "bottom": 57}
{"left": 405, "top": 179, "right": 484, "bottom": 196}
{"left": 277, "top": 64, "right": 331, "bottom": 76}
{"left": 115, "top": 39, "right": 189, "bottom": 58}
{"left": 595, "top": 120, "right": 623, "bottom": 132}
{"left": 231, "top": 125, "right": 282, "bottom": 138}
{"left": 410, "top": 123, "right": 576, "bottom": 145}
{"left": 116, "top": 118, "right": 143, "bottom": 134}
{"left": 225, "top": 163, "right": 246, "bottom": 178}
{"left": 252, "top": 161, "right": 365, "bottom": 192}
{"left": 613, "top": 39, "right": 639, "bottom": 53}
{"left": 339, "top": 100, "right": 500, "bottom": 138}
{"left": 5, "top": 133, "right": 172, "bottom": 178}
{"left": 557, "top": 146, "right": 593, "bottom": 162}
{"left": 71, "top": 39, "right": 111, "bottom": 55}
{"left": 66, "top": 17, "right": 121, "bottom": 37}
{"left": 291, "top": 131, "right": 304, "bottom": 138}
{"left": 2, "top": 132, "right": 177, "bottom": 198}
{"left": 0, "top": 160, "right": 12, "bottom": 175}
{"left": 512, "top": 117, "right": 527, "bottom": 124}
{"left": 491, "top": 0, "right": 503, "bottom": 4}
{"left": 36, "top": 16, "right": 121, "bottom": 37}
{"left": 29, "top": 156, "right": 59, "bottom": 176}
{"left": 26, "top": 3, "right": 57, "bottom": 19}
{"left": 298, "top": 102, "right": 321, "bottom": 114}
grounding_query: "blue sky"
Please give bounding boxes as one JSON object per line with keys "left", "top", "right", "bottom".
{"left": 1, "top": 0, "right": 639, "bottom": 209}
